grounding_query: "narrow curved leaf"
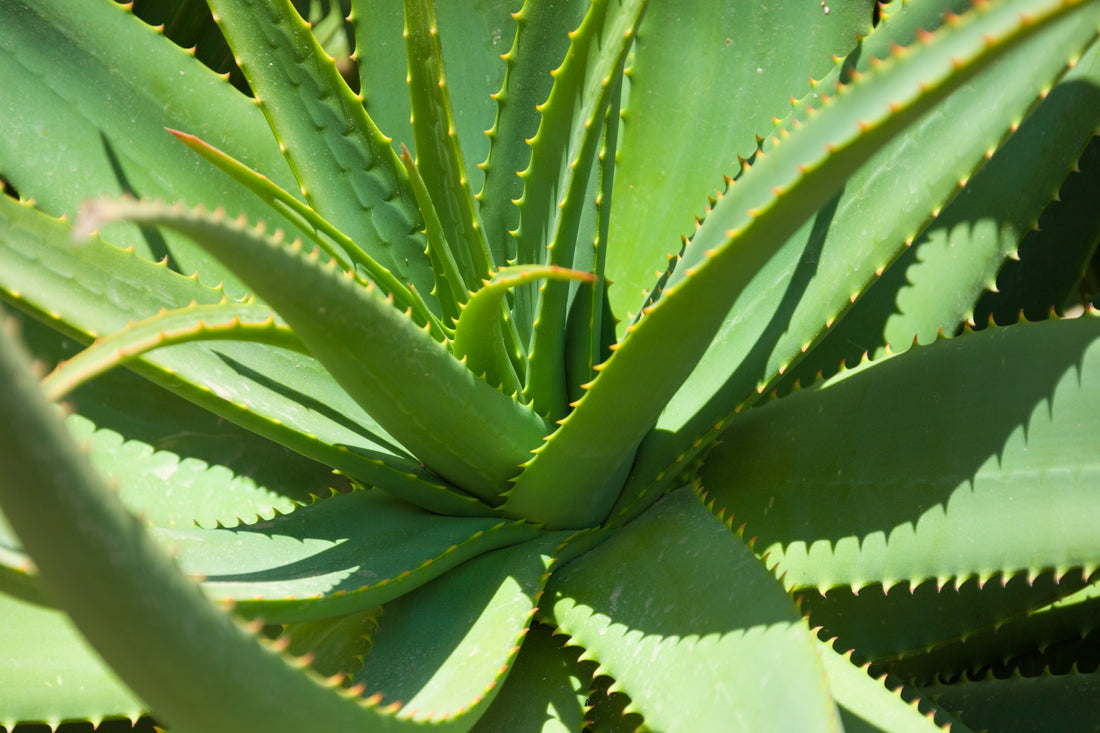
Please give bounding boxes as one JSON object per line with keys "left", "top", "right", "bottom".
{"left": 0, "top": 196, "right": 471, "bottom": 514}
{"left": 0, "top": 0, "right": 297, "bottom": 295}
{"left": 40, "top": 301, "right": 304, "bottom": 401}
{"left": 454, "top": 265, "right": 595, "bottom": 396}
{"left": 207, "top": 0, "right": 437, "bottom": 307}
{"left": 0, "top": 309, "right": 435, "bottom": 732}
{"left": 77, "top": 197, "right": 552, "bottom": 503}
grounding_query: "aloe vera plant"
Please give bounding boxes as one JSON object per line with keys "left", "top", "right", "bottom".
{"left": 3, "top": 0, "right": 1100, "bottom": 730}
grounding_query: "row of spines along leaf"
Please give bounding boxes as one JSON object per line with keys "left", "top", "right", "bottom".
{"left": 602, "top": 0, "right": 1100, "bottom": 530}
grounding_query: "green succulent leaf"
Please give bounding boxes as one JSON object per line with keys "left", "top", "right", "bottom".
{"left": 469, "top": 622, "right": 589, "bottom": 733}
{"left": 0, "top": 592, "right": 145, "bottom": 730}
{"left": 40, "top": 301, "right": 304, "bottom": 401}
{"left": 817, "top": 638, "right": 973, "bottom": 733}
{"left": 616, "top": 0, "right": 1100, "bottom": 528}
{"left": 507, "top": 0, "right": 1100, "bottom": 530}
{"left": 354, "top": 531, "right": 572, "bottom": 726}
{"left": 780, "top": 29, "right": 1100, "bottom": 392}
{"left": 0, "top": 310, "right": 425, "bottom": 733}
{"left": 453, "top": 265, "right": 595, "bottom": 397}
{"left": 516, "top": 0, "right": 647, "bottom": 420}
{"left": 278, "top": 607, "right": 382, "bottom": 687}
{"left": 605, "top": 0, "right": 874, "bottom": 327}
{"left": 0, "top": 0, "right": 297, "bottom": 295}
{"left": 155, "top": 489, "right": 541, "bottom": 623}
{"left": 168, "top": 129, "right": 446, "bottom": 337}
{"left": 403, "top": 0, "right": 494, "bottom": 293}
{"left": 972, "top": 132, "right": 1100, "bottom": 326}
{"left": 919, "top": 669, "right": 1100, "bottom": 732}
{"left": 206, "top": 0, "right": 438, "bottom": 308}
{"left": 76, "top": 196, "right": 551, "bottom": 503}
{"left": 701, "top": 314, "right": 1100, "bottom": 590}
{"left": 544, "top": 487, "right": 837, "bottom": 732}
{"left": 0, "top": 195, "right": 469, "bottom": 514}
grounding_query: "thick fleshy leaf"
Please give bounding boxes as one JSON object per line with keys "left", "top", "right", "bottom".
{"left": 972, "top": 133, "right": 1100, "bottom": 326}
{"left": 0, "top": 197, "right": 474, "bottom": 515}
{"left": 700, "top": 314, "right": 1100, "bottom": 590}
{"left": 470, "top": 623, "right": 589, "bottom": 733}
{"left": 0, "top": 0, "right": 297, "bottom": 295}
{"left": 817, "top": 638, "right": 973, "bottom": 733}
{"left": 77, "top": 197, "right": 551, "bottom": 503}
{"left": 352, "top": 0, "right": 518, "bottom": 196}
{"left": 354, "top": 532, "right": 573, "bottom": 726}
{"left": 507, "top": 0, "right": 1100, "bottom": 529}
{"left": 544, "top": 488, "right": 837, "bottom": 732}
{"left": 801, "top": 569, "right": 1091, "bottom": 667}
{"left": 516, "top": 0, "right": 647, "bottom": 419}
{"left": 40, "top": 301, "right": 303, "bottom": 401}
{"left": 207, "top": 0, "right": 437, "bottom": 306}
{"left": 617, "top": 0, "right": 1100, "bottom": 528}
{"left": 780, "top": 32, "right": 1100, "bottom": 391}
{"left": 883, "top": 575, "right": 1100, "bottom": 684}
{"left": 477, "top": 0, "right": 589, "bottom": 271}
{"left": 156, "top": 489, "right": 541, "bottom": 623}
{"left": 168, "top": 130, "right": 445, "bottom": 336}
{"left": 278, "top": 608, "right": 381, "bottom": 685}
{"left": 453, "top": 265, "right": 595, "bottom": 396}
{"left": 605, "top": 0, "right": 874, "bottom": 328}
{"left": 0, "top": 592, "right": 145, "bottom": 730}
{"left": 403, "top": 0, "right": 493, "bottom": 290}
{"left": 0, "top": 311, "right": 432, "bottom": 732}
{"left": 919, "top": 669, "right": 1100, "bottom": 732}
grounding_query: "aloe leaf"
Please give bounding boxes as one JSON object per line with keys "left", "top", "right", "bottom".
{"left": 543, "top": 488, "right": 837, "bottom": 732}
{"left": 0, "top": 592, "right": 145, "bottom": 729}
{"left": 885, "top": 577, "right": 1100, "bottom": 683}
{"left": 278, "top": 607, "right": 381, "bottom": 687}
{"left": 454, "top": 266, "right": 595, "bottom": 396}
{"left": 564, "top": 73, "right": 621, "bottom": 405}
{"left": 0, "top": 0, "right": 297, "bottom": 295}
{"left": 780, "top": 33, "right": 1100, "bottom": 392}
{"left": 153, "top": 489, "right": 540, "bottom": 623}
{"left": 604, "top": 0, "right": 873, "bottom": 328}
{"left": 700, "top": 314, "right": 1100, "bottom": 591}
{"left": 973, "top": 133, "right": 1100, "bottom": 325}
{"left": 40, "top": 301, "right": 304, "bottom": 401}
{"left": 206, "top": 0, "right": 438, "bottom": 307}
{"left": 70, "top": 413, "right": 327, "bottom": 530}
{"left": 353, "top": 531, "right": 571, "bottom": 726}
{"left": 469, "top": 623, "right": 589, "bottom": 733}
{"left": 169, "top": 130, "right": 446, "bottom": 337}
{"left": 352, "top": 1, "right": 516, "bottom": 193}
{"left": 477, "top": 0, "right": 589, "bottom": 272}
{"left": 920, "top": 669, "right": 1100, "bottom": 732}
{"left": 817, "top": 638, "right": 974, "bottom": 733}
{"left": 404, "top": 0, "right": 494, "bottom": 290}
{"left": 0, "top": 310, "right": 429, "bottom": 732}
{"left": 801, "top": 570, "right": 1090, "bottom": 666}
{"left": 517, "top": 0, "right": 647, "bottom": 419}
{"left": 399, "top": 145, "right": 465, "bottom": 326}
{"left": 510, "top": 0, "right": 646, "bottom": 352}
{"left": 612, "top": 0, "right": 1100, "bottom": 528}
{"left": 508, "top": 0, "right": 1100, "bottom": 530}
{"left": 79, "top": 197, "right": 552, "bottom": 501}
{"left": 0, "top": 196, "right": 474, "bottom": 515}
